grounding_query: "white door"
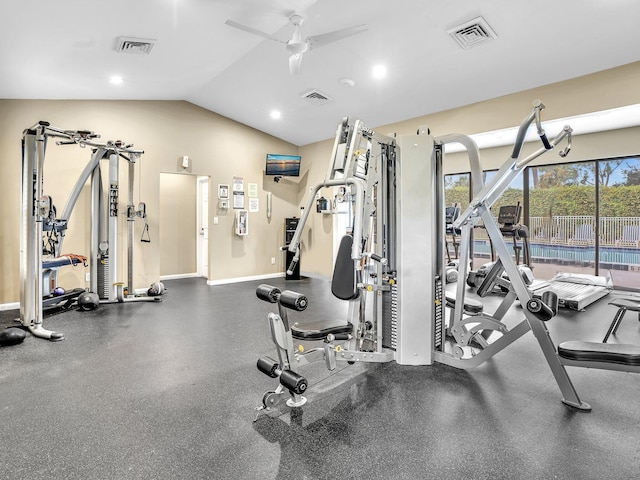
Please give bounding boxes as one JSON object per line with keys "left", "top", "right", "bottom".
{"left": 197, "top": 177, "right": 209, "bottom": 278}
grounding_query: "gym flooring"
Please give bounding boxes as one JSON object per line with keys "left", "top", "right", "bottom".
{"left": 1, "top": 277, "right": 639, "bottom": 479}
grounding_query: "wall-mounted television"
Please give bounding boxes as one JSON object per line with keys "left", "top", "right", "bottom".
{"left": 265, "top": 154, "right": 301, "bottom": 177}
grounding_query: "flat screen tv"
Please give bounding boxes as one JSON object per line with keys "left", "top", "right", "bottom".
{"left": 265, "top": 154, "right": 301, "bottom": 177}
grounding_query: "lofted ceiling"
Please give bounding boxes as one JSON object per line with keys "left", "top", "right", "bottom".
{"left": 1, "top": 0, "right": 640, "bottom": 146}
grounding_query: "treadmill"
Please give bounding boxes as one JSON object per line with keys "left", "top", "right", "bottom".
{"left": 531, "top": 271, "right": 613, "bottom": 311}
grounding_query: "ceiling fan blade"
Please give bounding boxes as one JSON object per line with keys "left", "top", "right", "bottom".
{"left": 225, "top": 20, "right": 284, "bottom": 43}
{"left": 307, "top": 24, "right": 368, "bottom": 49}
{"left": 289, "top": 53, "right": 303, "bottom": 75}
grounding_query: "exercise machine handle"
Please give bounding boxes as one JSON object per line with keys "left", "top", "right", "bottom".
{"left": 511, "top": 100, "right": 548, "bottom": 159}
{"left": 286, "top": 245, "right": 300, "bottom": 276}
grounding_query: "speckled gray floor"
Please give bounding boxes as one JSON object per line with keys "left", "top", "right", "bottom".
{"left": 1, "top": 277, "right": 639, "bottom": 479}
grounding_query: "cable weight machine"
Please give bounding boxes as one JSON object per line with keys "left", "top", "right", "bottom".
{"left": 20, "top": 121, "right": 160, "bottom": 341}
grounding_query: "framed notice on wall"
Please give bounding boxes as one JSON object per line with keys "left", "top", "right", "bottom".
{"left": 233, "top": 176, "right": 244, "bottom": 193}
{"left": 233, "top": 191, "right": 245, "bottom": 209}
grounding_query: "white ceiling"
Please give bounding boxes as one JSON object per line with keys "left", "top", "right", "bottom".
{"left": 2, "top": 0, "right": 640, "bottom": 146}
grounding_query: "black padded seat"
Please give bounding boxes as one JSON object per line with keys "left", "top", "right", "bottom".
{"left": 445, "top": 295, "right": 483, "bottom": 314}
{"left": 558, "top": 341, "right": 640, "bottom": 366}
{"left": 291, "top": 320, "right": 353, "bottom": 340}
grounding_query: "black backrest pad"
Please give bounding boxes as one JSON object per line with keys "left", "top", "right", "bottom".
{"left": 331, "top": 235, "right": 359, "bottom": 300}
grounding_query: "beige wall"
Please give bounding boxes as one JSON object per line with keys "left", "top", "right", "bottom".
{"left": 0, "top": 100, "right": 300, "bottom": 304}
{"left": 159, "top": 173, "right": 197, "bottom": 276}
{"left": 298, "top": 62, "right": 640, "bottom": 277}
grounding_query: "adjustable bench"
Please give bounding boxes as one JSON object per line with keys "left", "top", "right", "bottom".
{"left": 557, "top": 299, "right": 640, "bottom": 373}
{"left": 41, "top": 255, "right": 87, "bottom": 308}
{"left": 558, "top": 341, "right": 640, "bottom": 367}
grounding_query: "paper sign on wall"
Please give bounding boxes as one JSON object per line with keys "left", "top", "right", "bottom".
{"left": 233, "top": 191, "right": 245, "bottom": 209}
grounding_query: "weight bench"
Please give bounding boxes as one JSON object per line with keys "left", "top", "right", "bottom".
{"left": 556, "top": 298, "right": 640, "bottom": 372}
{"left": 42, "top": 255, "right": 84, "bottom": 294}
{"left": 41, "top": 255, "right": 87, "bottom": 308}
{"left": 602, "top": 299, "right": 640, "bottom": 343}
{"left": 445, "top": 295, "right": 483, "bottom": 315}
{"left": 558, "top": 341, "right": 640, "bottom": 367}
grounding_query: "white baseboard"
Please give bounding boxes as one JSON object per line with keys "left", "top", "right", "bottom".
{"left": 206, "top": 272, "right": 284, "bottom": 286}
{"left": 0, "top": 302, "right": 19, "bottom": 312}
{"left": 159, "top": 272, "right": 200, "bottom": 281}
{"left": 300, "top": 271, "right": 330, "bottom": 281}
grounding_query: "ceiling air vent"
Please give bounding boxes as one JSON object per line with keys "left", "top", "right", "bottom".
{"left": 114, "top": 36, "right": 156, "bottom": 54}
{"left": 447, "top": 17, "right": 497, "bottom": 50}
{"left": 300, "top": 89, "right": 333, "bottom": 106}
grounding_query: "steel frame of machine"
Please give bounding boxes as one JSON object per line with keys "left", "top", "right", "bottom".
{"left": 255, "top": 101, "right": 594, "bottom": 414}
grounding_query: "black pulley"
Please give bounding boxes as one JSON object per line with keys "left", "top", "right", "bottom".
{"left": 279, "top": 370, "right": 308, "bottom": 395}
{"left": 256, "top": 356, "right": 279, "bottom": 378}
{"left": 527, "top": 292, "right": 559, "bottom": 322}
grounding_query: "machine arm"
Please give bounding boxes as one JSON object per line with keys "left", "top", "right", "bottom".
{"left": 454, "top": 100, "right": 572, "bottom": 229}
{"left": 286, "top": 176, "right": 367, "bottom": 274}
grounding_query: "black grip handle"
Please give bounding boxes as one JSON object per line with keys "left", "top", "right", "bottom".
{"left": 370, "top": 253, "right": 382, "bottom": 262}
{"left": 256, "top": 284, "right": 281, "bottom": 303}
{"left": 279, "top": 290, "right": 308, "bottom": 311}
{"left": 540, "top": 133, "right": 552, "bottom": 150}
{"left": 286, "top": 257, "right": 299, "bottom": 276}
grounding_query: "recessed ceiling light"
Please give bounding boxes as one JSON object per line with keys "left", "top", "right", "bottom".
{"left": 270, "top": 110, "right": 281, "bottom": 120}
{"left": 372, "top": 64, "right": 387, "bottom": 79}
{"left": 109, "top": 75, "right": 124, "bottom": 85}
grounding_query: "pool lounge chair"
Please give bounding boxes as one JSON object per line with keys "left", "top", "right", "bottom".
{"left": 615, "top": 225, "right": 640, "bottom": 248}
{"left": 569, "top": 224, "right": 595, "bottom": 246}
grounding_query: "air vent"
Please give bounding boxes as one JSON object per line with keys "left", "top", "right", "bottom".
{"left": 114, "top": 36, "right": 156, "bottom": 54}
{"left": 300, "top": 89, "right": 333, "bottom": 106}
{"left": 447, "top": 17, "right": 497, "bottom": 50}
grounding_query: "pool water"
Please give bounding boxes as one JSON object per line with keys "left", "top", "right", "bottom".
{"left": 472, "top": 240, "right": 640, "bottom": 269}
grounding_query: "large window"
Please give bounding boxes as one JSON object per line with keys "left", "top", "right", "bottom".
{"left": 525, "top": 162, "right": 596, "bottom": 279}
{"left": 597, "top": 157, "right": 640, "bottom": 289}
{"left": 473, "top": 170, "right": 524, "bottom": 269}
{"left": 446, "top": 155, "right": 640, "bottom": 291}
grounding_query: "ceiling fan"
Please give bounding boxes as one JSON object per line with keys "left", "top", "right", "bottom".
{"left": 225, "top": 14, "right": 367, "bottom": 74}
